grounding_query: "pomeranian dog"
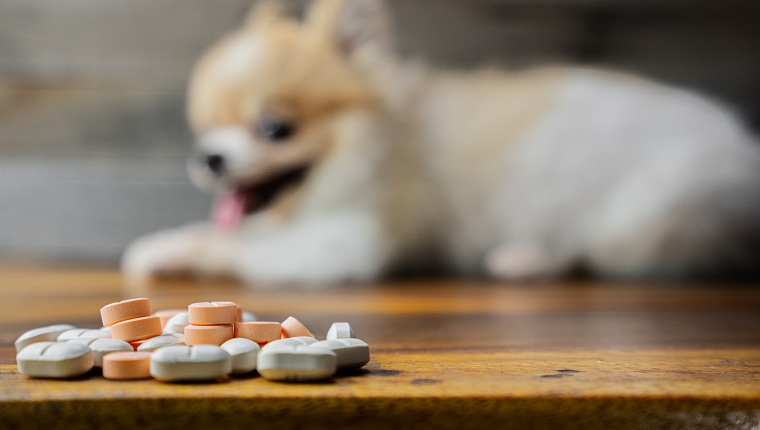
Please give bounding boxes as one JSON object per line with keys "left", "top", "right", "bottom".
{"left": 123, "top": 0, "right": 760, "bottom": 285}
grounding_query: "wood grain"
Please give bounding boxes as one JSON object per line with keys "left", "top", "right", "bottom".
{"left": 1, "top": 266, "right": 759, "bottom": 429}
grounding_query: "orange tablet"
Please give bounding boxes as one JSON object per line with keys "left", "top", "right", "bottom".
{"left": 100, "top": 298, "right": 151, "bottom": 327}
{"left": 235, "top": 322, "right": 281, "bottom": 343}
{"left": 280, "top": 317, "right": 314, "bottom": 339}
{"left": 111, "top": 316, "right": 162, "bottom": 342}
{"left": 188, "top": 302, "right": 238, "bottom": 325}
{"left": 102, "top": 352, "right": 151, "bottom": 380}
{"left": 184, "top": 325, "right": 234, "bottom": 346}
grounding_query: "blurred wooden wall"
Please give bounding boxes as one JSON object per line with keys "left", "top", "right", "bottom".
{"left": 1, "top": 0, "right": 759, "bottom": 261}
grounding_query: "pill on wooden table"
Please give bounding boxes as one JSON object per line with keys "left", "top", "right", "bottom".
{"left": 100, "top": 326, "right": 112, "bottom": 335}
{"left": 137, "top": 334, "right": 185, "bottom": 352}
{"left": 326, "top": 322, "right": 356, "bottom": 340}
{"left": 68, "top": 338, "right": 133, "bottom": 367}
{"left": 57, "top": 329, "right": 110, "bottom": 343}
{"left": 262, "top": 337, "right": 318, "bottom": 350}
{"left": 100, "top": 298, "right": 152, "bottom": 327}
{"left": 163, "top": 312, "right": 189, "bottom": 335}
{"left": 220, "top": 338, "right": 260, "bottom": 374}
{"left": 150, "top": 345, "right": 232, "bottom": 382}
{"left": 235, "top": 322, "right": 281, "bottom": 344}
{"left": 257, "top": 344, "right": 337, "bottom": 381}
{"left": 102, "top": 352, "right": 152, "bottom": 380}
{"left": 184, "top": 325, "right": 234, "bottom": 346}
{"left": 188, "top": 302, "right": 238, "bottom": 325}
{"left": 15, "top": 324, "right": 76, "bottom": 352}
{"left": 311, "top": 339, "right": 370, "bottom": 371}
{"left": 280, "top": 317, "right": 314, "bottom": 339}
{"left": 16, "top": 342, "right": 94, "bottom": 378}
{"left": 154, "top": 309, "right": 185, "bottom": 329}
{"left": 111, "top": 316, "right": 162, "bottom": 342}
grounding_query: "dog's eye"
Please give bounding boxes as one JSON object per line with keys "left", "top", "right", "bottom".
{"left": 256, "top": 117, "right": 295, "bottom": 142}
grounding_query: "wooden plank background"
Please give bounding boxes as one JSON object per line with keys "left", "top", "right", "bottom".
{"left": 1, "top": 0, "right": 759, "bottom": 260}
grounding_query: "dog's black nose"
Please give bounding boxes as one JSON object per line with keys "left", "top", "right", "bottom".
{"left": 204, "top": 154, "right": 225, "bottom": 174}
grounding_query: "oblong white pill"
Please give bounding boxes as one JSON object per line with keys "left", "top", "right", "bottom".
{"left": 261, "top": 336, "right": 318, "bottom": 351}
{"left": 326, "top": 322, "right": 356, "bottom": 340}
{"left": 162, "top": 312, "right": 189, "bottom": 335}
{"left": 150, "top": 345, "right": 232, "bottom": 382}
{"left": 17, "top": 341, "right": 94, "bottom": 378}
{"left": 57, "top": 329, "right": 110, "bottom": 343}
{"left": 137, "top": 334, "right": 185, "bottom": 352}
{"left": 257, "top": 344, "right": 337, "bottom": 381}
{"left": 311, "top": 339, "right": 370, "bottom": 371}
{"left": 220, "top": 338, "right": 260, "bottom": 374}
{"left": 15, "top": 324, "right": 77, "bottom": 352}
{"left": 68, "top": 338, "right": 133, "bottom": 367}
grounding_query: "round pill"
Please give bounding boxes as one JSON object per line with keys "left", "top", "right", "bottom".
{"left": 188, "top": 302, "right": 238, "bottom": 325}
{"left": 257, "top": 344, "right": 337, "bottom": 381}
{"left": 15, "top": 324, "right": 76, "bottom": 352}
{"left": 262, "top": 337, "right": 318, "bottom": 351}
{"left": 311, "top": 339, "right": 370, "bottom": 371}
{"left": 154, "top": 309, "right": 185, "bottom": 329}
{"left": 137, "top": 334, "right": 185, "bottom": 352}
{"left": 102, "top": 352, "right": 152, "bottom": 380}
{"left": 185, "top": 324, "right": 234, "bottom": 346}
{"left": 111, "top": 316, "right": 162, "bottom": 342}
{"left": 235, "top": 322, "right": 281, "bottom": 344}
{"left": 67, "top": 338, "right": 133, "bottom": 367}
{"left": 326, "top": 322, "right": 356, "bottom": 340}
{"left": 280, "top": 317, "right": 314, "bottom": 339}
{"left": 150, "top": 345, "right": 232, "bottom": 382}
{"left": 100, "top": 298, "right": 152, "bottom": 327}
{"left": 163, "top": 312, "right": 189, "bottom": 335}
{"left": 220, "top": 338, "right": 260, "bottom": 374}
{"left": 16, "top": 341, "right": 94, "bottom": 378}
{"left": 57, "top": 329, "right": 110, "bottom": 343}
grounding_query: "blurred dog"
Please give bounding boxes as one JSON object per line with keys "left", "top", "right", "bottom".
{"left": 123, "top": 0, "right": 760, "bottom": 285}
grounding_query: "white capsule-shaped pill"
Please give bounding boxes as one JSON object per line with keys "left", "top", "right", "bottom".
{"left": 137, "top": 334, "right": 185, "bottom": 353}
{"left": 162, "top": 312, "right": 189, "bottom": 335}
{"left": 241, "top": 311, "right": 258, "bottom": 322}
{"left": 150, "top": 345, "right": 232, "bottom": 382}
{"left": 257, "top": 344, "right": 337, "bottom": 381}
{"left": 326, "top": 322, "right": 356, "bottom": 340}
{"left": 220, "top": 338, "right": 260, "bottom": 374}
{"left": 261, "top": 336, "right": 318, "bottom": 351}
{"left": 68, "top": 338, "right": 133, "bottom": 367}
{"left": 14, "top": 324, "right": 77, "bottom": 352}
{"left": 311, "top": 338, "right": 370, "bottom": 371}
{"left": 17, "top": 341, "right": 94, "bottom": 378}
{"left": 57, "top": 329, "right": 110, "bottom": 342}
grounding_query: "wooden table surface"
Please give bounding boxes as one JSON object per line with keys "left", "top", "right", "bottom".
{"left": 1, "top": 265, "right": 759, "bottom": 429}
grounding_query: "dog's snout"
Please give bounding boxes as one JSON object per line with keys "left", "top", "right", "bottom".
{"left": 203, "top": 154, "right": 226, "bottom": 175}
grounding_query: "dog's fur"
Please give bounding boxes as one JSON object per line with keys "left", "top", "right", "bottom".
{"left": 122, "top": 0, "right": 760, "bottom": 285}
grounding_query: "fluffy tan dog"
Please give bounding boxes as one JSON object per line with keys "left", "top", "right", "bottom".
{"left": 123, "top": 0, "right": 760, "bottom": 285}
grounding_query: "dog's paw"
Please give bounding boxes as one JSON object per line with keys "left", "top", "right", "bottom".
{"left": 484, "top": 244, "right": 562, "bottom": 281}
{"left": 121, "top": 226, "right": 209, "bottom": 279}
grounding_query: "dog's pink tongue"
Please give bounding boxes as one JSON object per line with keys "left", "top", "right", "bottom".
{"left": 211, "top": 191, "right": 245, "bottom": 230}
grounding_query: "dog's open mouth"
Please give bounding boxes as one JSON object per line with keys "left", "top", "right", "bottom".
{"left": 211, "top": 165, "right": 310, "bottom": 229}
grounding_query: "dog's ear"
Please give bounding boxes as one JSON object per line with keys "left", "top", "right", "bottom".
{"left": 243, "top": 0, "right": 288, "bottom": 31}
{"left": 307, "top": 0, "right": 393, "bottom": 63}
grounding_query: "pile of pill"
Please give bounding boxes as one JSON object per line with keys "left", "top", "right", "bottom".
{"left": 14, "top": 298, "right": 369, "bottom": 382}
